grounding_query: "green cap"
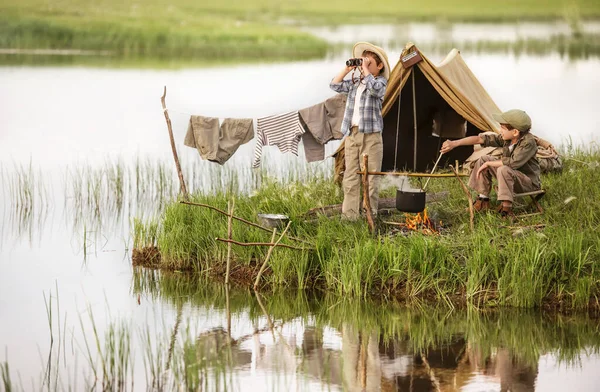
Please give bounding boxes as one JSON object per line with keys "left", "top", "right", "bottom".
{"left": 492, "top": 109, "right": 531, "bottom": 132}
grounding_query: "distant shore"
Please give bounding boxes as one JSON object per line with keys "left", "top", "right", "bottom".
{"left": 1, "top": 0, "right": 600, "bottom": 63}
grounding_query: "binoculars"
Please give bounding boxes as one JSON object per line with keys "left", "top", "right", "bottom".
{"left": 346, "top": 58, "right": 363, "bottom": 67}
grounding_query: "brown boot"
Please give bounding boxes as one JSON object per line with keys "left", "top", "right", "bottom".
{"left": 473, "top": 197, "right": 491, "bottom": 212}
{"left": 498, "top": 205, "right": 515, "bottom": 218}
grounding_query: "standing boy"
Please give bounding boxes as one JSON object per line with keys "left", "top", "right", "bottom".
{"left": 440, "top": 109, "right": 541, "bottom": 216}
{"left": 330, "top": 42, "right": 390, "bottom": 220}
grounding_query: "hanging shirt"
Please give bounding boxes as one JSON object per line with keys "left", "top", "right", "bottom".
{"left": 330, "top": 73, "right": 387, "bottom": 136}
{"left": 252, "top": 111, "right": 304, "bottom": 168}
{"left": 299, "top": 94, "right": 347, "bottom": 162}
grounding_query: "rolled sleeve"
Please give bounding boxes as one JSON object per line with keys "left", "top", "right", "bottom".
{"left": 364, "top": 74, "right": 387, "bottom": 99}
{"left": 478, "top": 132, "right": 504, "bottom": 148}
{"left": 330, "top": 79, "right": 352, "bottom": 94}
{"left": 501, "top": 139, "right": 537, "bottom": 170}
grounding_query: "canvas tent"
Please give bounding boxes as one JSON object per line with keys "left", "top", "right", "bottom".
{"left": 335, "top": 42, "right": 504, "bottom": 175}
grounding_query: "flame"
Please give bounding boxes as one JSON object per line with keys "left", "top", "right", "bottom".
{"left": 404, "top": 208, "right": 438, "bottom": 234}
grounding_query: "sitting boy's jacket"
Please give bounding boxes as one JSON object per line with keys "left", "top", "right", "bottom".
{"left": 330, "top": 74, "right": 387, "bottom": 136}
{"left": 479, "top": 132, "right": 541, "bottom": 189}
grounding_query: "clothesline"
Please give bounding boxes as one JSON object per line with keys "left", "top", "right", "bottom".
{"left": 167, "top": 93, "right": 347, "bottom": 168}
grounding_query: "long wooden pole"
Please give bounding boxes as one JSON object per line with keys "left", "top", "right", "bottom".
{"left": 180, "top": 201, "right": 310, "bottom": 245}
{"left": 215, "top": 238, "right": 307, "bottom": 251}
{"left": 450, "top": 164, "right": 474, "bottom": 231}
{"left": 356, "top": 171, "right": 467, "bottom": 178}
{"left": 161, "top": 86, "right": 189, "bottom": 201}
{"left": 225, "top": 199, "right": 234, "bottom": 285}
{"left": 362, "top": 154, "right": 375, "bottom": 234}
{"left": 412, "top": 71, "right": 418, "bottom": 172}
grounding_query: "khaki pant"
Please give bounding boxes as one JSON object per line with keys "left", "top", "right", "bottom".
{"left": 468, "top": 156, "right": 536, "bottom": 203}
{"left": 342, "top": 127, "right": 383, "bottom": 219}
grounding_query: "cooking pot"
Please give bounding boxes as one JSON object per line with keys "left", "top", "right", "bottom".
{"left": 395, "top": 152, "right": 444, "bottom": 213}
{"left": 396, "top": 190, "right": 426, "bottom": 213}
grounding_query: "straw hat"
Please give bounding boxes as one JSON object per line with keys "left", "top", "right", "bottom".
{"left": 353, "top": 42, "right": 390, "bottom": 79}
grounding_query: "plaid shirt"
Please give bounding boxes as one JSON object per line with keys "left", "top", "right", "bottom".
{"left": 330, "top": 74, "right": 387, "bottom": 136}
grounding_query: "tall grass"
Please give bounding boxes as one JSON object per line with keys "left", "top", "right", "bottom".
{"left": 134, "top": 145, "right": 600, "bottom": 310}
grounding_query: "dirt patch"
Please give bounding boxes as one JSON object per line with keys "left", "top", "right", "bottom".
{"left": 132, "top": 246, "right": 161, "bottom": 268}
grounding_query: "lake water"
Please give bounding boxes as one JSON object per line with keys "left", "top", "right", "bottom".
{"left": 1, "top": 22, "right": 600, "bottom": 391}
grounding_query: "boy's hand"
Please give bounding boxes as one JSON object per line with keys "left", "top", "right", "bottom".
{"left": 361, "top": 57, "right": 371, "bottom": 75}
{"left": 476, "top": 162, "right": 489, "bottom": 179}
{"left": 440, "top": 140, "right": 456, "bottom": 154}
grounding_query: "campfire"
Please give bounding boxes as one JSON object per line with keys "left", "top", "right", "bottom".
{"left": 405, "top": 209, "right": 438, "bottom": 234}
{"left": 384, "top": 208, "right": 440, "bottom": 236}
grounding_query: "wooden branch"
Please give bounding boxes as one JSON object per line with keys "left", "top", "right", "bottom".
{"left": 356, "top": 171, "right": 467, "bottom": 177}
{"left": 180, "top": 201, "right": 310, "bottom": 245}
{"left": 506, "top": 224, "right": 546, "bottom": 229}
{"left": 362, "top": 154, "right": 375, "bottom": 234}
{"left": 303, "top": 192, "right": 450, "bottom": 218}
{"left": 254, "top": 222, "right": 291, "bottom": 290}
{"left": 161, "top": 86, "right": 189, "bottom": 201}
{"left": 225, "top": 199, "right": 234, "bottom": 285}
{"left": 215, "top": 238, "right": 308, "bottom": 251}
{"left": 450, "top": 164, "right": 474, "bottom": 232}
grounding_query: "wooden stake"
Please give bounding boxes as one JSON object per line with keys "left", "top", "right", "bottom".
{"left": 225, "top": 284, "right": 231, "bottom": 344}
{"left": 362, "top": 154, "right": 375, "bottom": 234}
{"left": 161, "top": 86, "right": 189, "bottom": 201}
{"left": 254, "top": 222, "right": 291, "bottom": 290}
{"left": 450, "top": 164, "right": 474, "bottom": 232}
{"left": 225, "top": 199, "right": 234, "bottom": 285}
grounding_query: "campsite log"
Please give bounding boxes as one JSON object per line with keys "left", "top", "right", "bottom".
{"left": 161, "top": 86, "right": 189, "bottom": 201}
{"left": 362, "top": 154, "right": 375, "bottom": 234}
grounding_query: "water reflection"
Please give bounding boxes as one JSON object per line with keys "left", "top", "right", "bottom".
{"left": 132, "top": 270, "right": 600, "bottom": 391}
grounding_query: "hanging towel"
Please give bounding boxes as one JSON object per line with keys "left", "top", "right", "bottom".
{"left": 252, "top": 111, "right": 304, "bottom": 168}
{"left": 184, "top": 116, "right": 220, "bottom": 161}
{"left": 184, "top": 116, "right": 254, "bottom": 165}
{"left": 299, "top": 94, "right": 347, "bottom": 162}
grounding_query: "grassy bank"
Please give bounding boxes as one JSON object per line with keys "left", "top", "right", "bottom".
{"left": 133, "top": 143, "right": 600, "bottom": 311}
{"left": 1, "top": 0, "right": 600, "bottom": 63}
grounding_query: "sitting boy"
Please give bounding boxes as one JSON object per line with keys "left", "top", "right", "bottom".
{"left": 440, "top": 109, "right": 541, "bottom": 216}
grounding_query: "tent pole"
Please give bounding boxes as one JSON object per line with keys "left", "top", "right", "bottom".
{"left": 412, "top": 71, "right": 418, "bottom": 172}
{"left": 394, "top": 84, "right": 402, "bottom": 171}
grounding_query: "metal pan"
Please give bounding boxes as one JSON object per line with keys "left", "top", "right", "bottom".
{"left": 395, "top": 153, "right": 443, "bottom": 213}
